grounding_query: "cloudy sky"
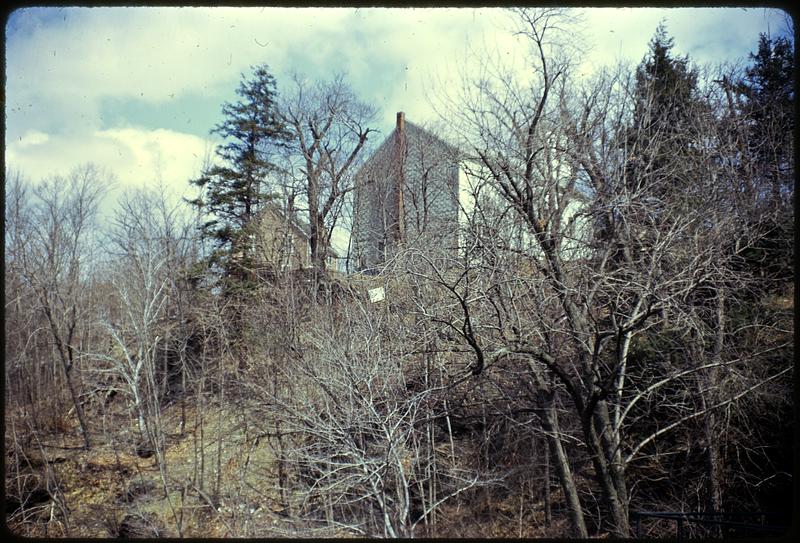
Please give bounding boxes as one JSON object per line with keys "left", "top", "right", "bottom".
{"left": 5, "top": 6, "right": 791, "bottom": 208}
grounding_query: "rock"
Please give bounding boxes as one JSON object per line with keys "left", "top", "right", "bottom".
{"left": 134, "top": 440, "right": 154, "bottom": 459}
{"left": 6, "top": 476, "right": 51, "bottom": 513}
{"left": 117, "top": 512, "right": 161, "bottom": 538}
{"left": 118, "top": 479, "right": 157, "bottom": 503}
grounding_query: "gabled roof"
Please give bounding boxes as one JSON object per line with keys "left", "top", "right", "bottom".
{"left": 261, "top": 201, "right": 310, "bottom": 238}
{"left": 259, "top": 202, "right": 341, "bottom": 258}
{"left": 357, "top": 118, "right": 461, "bottom": 177}
{"left": 402, "top": 120, "right": 460, "bottom": 157}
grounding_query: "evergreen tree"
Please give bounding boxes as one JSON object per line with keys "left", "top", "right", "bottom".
{"left": 598, "top": 24, "right": 706, "bottom": 266}
{"left": 625, "top": 22, "right": 704, "bottom": 199}
{"left": 733, "top": 33, "right": 795, "bottom": 284}
{"left": 634, "top": 24, "right": 698, "bottom": 130}
{"left": 189, "top": 64, "right": 290, "bottom": 283}
{"left": 738, "top": 33, "right": 794, "bottom": 207}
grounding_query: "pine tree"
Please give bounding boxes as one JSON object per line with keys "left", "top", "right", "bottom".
{"left": 738, "top": 33, "right": 794, "bottom": 207}
{"left": 625, "top": 22, "right": 703, "bottom": 198}
{"left": 733, "top": 33, "right": 795, "bottom": 284}
{"left": 189, "top": 64, "right": 290, "bottom": 283}
{"left": 599, "top": 23, "right": 706, "bottom": 266}
{"left": 634, "top": 24, "right": 698, "bottom": 122}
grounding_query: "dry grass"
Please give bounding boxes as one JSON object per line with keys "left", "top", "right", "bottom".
{"left": 5, "top": 396, "right": 292, "bottom": 538}
{"left": 7, "top": 388, "right": 580, "bottom": 538}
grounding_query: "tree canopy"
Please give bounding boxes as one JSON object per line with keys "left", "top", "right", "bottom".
{"left": 189, "top": 64, "right": 290, "bottom": 280}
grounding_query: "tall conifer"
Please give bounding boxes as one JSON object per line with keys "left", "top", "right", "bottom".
{"left": 189, "top": 65, "right": 290, "bottom": 283}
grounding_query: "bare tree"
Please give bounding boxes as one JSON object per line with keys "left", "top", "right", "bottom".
{"left": 236, "top": 266, "right": 491, "bottom": 537}
{"left": 95, "top": 186, "right": 198, "bottom": 534}
{"left": 424, "top": 9, "right": 793, "bottom": 536}
{"left": 13, "top": 164, "right": 109, "bottom": 450}
{"left": 5, "top": 171, "right": 38, "bottom": 417}
{"left": 280, "top": 74, "right": 378, "bottom": 272}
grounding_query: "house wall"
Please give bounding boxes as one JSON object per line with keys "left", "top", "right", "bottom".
{"left": 353, "top": 116, "right": 460, "bottom": 270}
{"left": 458, "top": 160, "right": 593, "bottom": 263}
{"left": 254, "top": 205, "right": 350, "bottom": 273}
{"left": 401, "top": 125, "right": 460, "bottom": 252}
{"left": 353, "top": 137, "right": 396, "bottom": 269}
{"left": 255, "top": 207, "right": 310, "bottom": 271}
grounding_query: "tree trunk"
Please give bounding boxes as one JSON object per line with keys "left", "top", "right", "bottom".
{"left": 702, "top": 394, "right": 723, "bottom": 513}
{"left": 44, "top": 304, "right": 91, "bottom": 449}
{"left": 544, "top": 438, "right": 552, "bottom": 527}
{"left": 583, "top": 410, "right": 630, "bottom": 537}
{"left": 539, "top": 391, "right": 588, "bottom": 538}
{"left": 594, "top": 401, "right": 629, "bottom": 520}
{"left": 61, "top": 359, "right": 92, "bottom": 450}
{"left": 307, "top": 174, "right": 327, "bottom": 273}
{"left": 704, "top": 287, "right": 725, "bottom": 516}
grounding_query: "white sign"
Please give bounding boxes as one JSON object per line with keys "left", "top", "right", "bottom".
{"left": 368, "top": 286, "right": 385, "bottom": 303}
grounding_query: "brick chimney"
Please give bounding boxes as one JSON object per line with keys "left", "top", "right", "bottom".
{"left": 393, "top": 112, "right": 406, "bottom": 244}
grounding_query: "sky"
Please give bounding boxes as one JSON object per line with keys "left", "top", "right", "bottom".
{"left": 4, "top": 6, "right": 792, "bottom": 245}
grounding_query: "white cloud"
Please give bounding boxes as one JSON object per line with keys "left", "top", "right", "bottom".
{"left": 575, "top": 7, "right": 787, "bottom": 75}
{"left": 6, "top": 7, "right": 378, "bottom": 114}
{"left": 6, "top": 7, "right": 511, "bottom": 135}
{"left": 6, "top": 126, "right": 212, "bottom": 200}
{"left": 14, "top": 130, "right": 50, "bottom": 147}
{"left": 5, "top": 6, "right": 789, "bottom": 217}
{"left": 6, "top": 7, "right": 787, "bottom": 120}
